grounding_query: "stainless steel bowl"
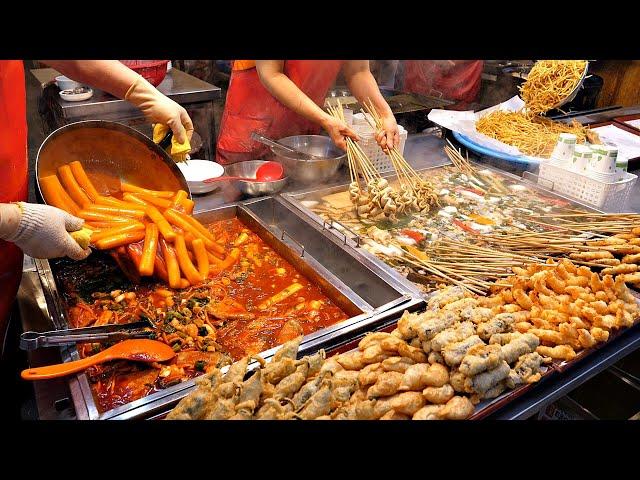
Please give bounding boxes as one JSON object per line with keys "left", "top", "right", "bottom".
{"left": 225, "top": 160, "right": 288, "bottom": 197}
{"left": 36, "top": 120, "right": 191, "bottom": 201}
{"left": 269, "top": 135, "right": 345, "bottom": 184}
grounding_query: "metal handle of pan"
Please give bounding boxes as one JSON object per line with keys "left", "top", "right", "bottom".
{"left": 322, "top": 217, "right": 361, "bottom": 247}
{"left": 280, "top": 230, "right": 305, "bottom": 258}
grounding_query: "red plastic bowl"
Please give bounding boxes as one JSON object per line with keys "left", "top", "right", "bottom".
{"left": 120, "top": 60, "right": 169, "bottom": 87}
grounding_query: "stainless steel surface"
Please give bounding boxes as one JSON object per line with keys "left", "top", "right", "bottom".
{"left": 20, "top": 321, "right": 152, "bottom": 350}
{"left": 224, "top": 160, "right": 288, "bottom": 197}
{"left": 323, "top": 218, "right": 361, "bottom": 247}
{"left": 36, "top": 120, "right": 191, "bottom": 200}
{"left": 251, "top": 131, "right": 319, "bottom": 160}
{"left": 31, "top": 68, "right": 222, "bottom": 118}
{"left": 269, "top": 135, "right": 346, "bottom": 184}
{"left": 281, "top": 148, "right": 609, "bottom": 302}
{"left": 32, "top": 196, "right": 420, "bottom": 419}
{"left": 31, "top": 67, "right": 221, "bottom": 162}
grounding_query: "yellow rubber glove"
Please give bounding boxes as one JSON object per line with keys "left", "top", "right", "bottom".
{"left": 153, "top": 123, "right": 191, "bottom": 163}
{"left": 125, "top": 74, "right": 194, "bottom": 149}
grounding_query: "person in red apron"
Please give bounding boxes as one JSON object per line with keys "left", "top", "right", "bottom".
{"left": 402, "top": 60, "right": 484, "bottom": 109}
{"left": 0, "top": 60, "right": 194, "bottom": 355}
{"left": 216, "top": 60, "right": 399, "bottom": 164}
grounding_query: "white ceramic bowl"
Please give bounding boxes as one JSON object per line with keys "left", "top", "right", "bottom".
{"left": 176, "top": 159, "right": 224, "bottom": 194}
{"left": 55, "top": 75, "right": 82, "bottom": 91}
{"left": 59, "top": 88, "right": 94, "bottom": 102}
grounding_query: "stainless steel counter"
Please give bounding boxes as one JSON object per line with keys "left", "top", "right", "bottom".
{"left": 31, "top": 68, "right": 221, "bottom": 119}
{"left": 31, "top": 67, "right": 222, "bottom": 161}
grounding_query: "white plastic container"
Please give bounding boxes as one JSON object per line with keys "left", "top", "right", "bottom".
{"left": 538, "top": 160, "right": 638, "bottom": 212}
{"left": 601, "top": 145, "right": 619, "bottom": 174}
{"left": 589, "top": 145, "right": 616, "bottom": 174}
{"left": 589, "top": 145, "right": 606, "bottom": 171}
{"left": 352, "top": 113, "right": 408, "bottom": 174}
{"left": 551, "top": 133, "right": 577, "bottom": 166}
{"left": 571, "top": 145, "right": 592, "bottom": 173}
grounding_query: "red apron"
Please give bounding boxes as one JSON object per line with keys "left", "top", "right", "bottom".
{"left": 216, "top": 60, "right": 343, "bottom": 164}
{"left": 0, "top": 60, "right": 28, "bottom": 349}
{"left": 403, "top": 60, "right": 483, "bottom": 105}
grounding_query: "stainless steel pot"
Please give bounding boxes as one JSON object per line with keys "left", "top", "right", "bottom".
{"left": 225, "top": 160, "right": 288, "bottom": 197}
{"left": 36, "top": 120, "right": 191, "bottom": 201}
{"left": 269, "top": 135, "right": 345, "bottom": 184}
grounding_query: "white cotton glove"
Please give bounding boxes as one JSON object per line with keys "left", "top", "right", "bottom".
{"left": 0, "top": 203, "right": 91, "bottom": 260}
{"left": 124, "top": 74, "right": 194, "bottom": 144}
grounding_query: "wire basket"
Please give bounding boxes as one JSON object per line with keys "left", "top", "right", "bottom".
{"left": 351, "top": 114, "right": 408, "bottom": 174}
{"left": 120, "top": 60, "right": 169, "bottom": 87}
{"left": 538, "top": 161, "right": 638, "bottom": 212}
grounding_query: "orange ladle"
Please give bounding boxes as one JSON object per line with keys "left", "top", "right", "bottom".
{"left": 21, "top": 339, "right": 176, "bottom": 381}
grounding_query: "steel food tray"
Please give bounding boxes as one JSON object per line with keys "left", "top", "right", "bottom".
{"left": 33, "top": 196, "right": 423, "bottom": 420}
{"left": 280, "top": 160, "right": 608, "bottom": 296}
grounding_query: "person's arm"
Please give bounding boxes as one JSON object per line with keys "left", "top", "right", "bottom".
{"left": 255, "top": 60, "right": 357, "bottom": 150}
{"left": 342, "top": 60, "right": 399, "bottom": 150}
{"left": 0, "top": 203, "right": 90, "bottom": 260}
{"left": 44, "top": 60, "right": 193, "bottom": 144}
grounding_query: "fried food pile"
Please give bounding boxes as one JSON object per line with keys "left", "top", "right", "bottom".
{"left": 519, "top": 60, "right": 588, "bottom": 115}
{"left": 395, "top": 287, "right": 546, "bottom": 405}
{"left": 488, "top": 259, "right": 640, "bottom": 361}
{"left": 572, "top": 227, "right": 640, "bottom": 286}
{"left": 475, "top": 110, "right": 591, "bottom": 158}
{"left": 166, "top": 325, "right": 476, "bottom": 421}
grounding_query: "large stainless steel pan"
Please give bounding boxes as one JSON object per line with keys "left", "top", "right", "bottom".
{"left": 280, "top": 160, "right": 610, "bottom": 298}
{"left": 33, "top": 196, "right": 422, "bottom": 419}
{"left": 268, "top": 135, "right": 345, "bottom": 185}
{"left": 36, "top": 120, "right": 191, "bottom": 202}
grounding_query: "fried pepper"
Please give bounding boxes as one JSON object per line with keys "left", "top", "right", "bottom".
{"left": 459, "top": 343, "right": 502, "bottom": 376}
{"left": 500, "top": 332, "right": 539, "bottom": 364}
{"left": 464, "top": 360, "right": 510, "bottom": 395}
{"left": 442, "top": 335, "right": 484, "bottom": 367}
{"left": 506, "top": 352, "right": 544, "bottom": 389}
{"left": 430, "top": 321, "right": 475, "bottom": 352}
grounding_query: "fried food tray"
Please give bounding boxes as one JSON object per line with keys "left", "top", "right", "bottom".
{"left": 319, "top": 308, "right": 640, "bottom": 420}
{"left": 33, "top": 196, "right": 423, "bottom": 420}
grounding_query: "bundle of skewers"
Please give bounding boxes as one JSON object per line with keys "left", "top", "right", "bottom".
{"left": 401, "top": 236, "right": 542, "bottom": 295}
{"left": 443, "top": 140, "right": 510, "bottom": 195}
{"left": 361, "top": 100, "right": 438, "bottom": 214}
{"left": 325, "top": 99, "right": 437, "bottom": 222}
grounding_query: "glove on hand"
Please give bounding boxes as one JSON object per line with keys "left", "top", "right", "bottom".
{"left": 0, "top": 203, "right": 91, "bottom": 260}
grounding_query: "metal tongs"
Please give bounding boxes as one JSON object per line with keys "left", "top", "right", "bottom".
{"left": 20, "top": 320, "right": 154, "bottom": 351}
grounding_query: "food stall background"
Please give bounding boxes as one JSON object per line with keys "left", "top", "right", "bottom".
{"left": 7, "top": 59, "right": 640, "bottom": 420}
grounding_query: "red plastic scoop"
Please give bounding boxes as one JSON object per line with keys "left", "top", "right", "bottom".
{"left": 21, "top": 339, "right": 176, "bottom": 381}
{"left": 203, "top": 161, "right": 283, "bottom": 183}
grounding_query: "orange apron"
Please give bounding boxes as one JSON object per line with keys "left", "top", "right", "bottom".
{"left": 403, "top": 60, "right": 483, "bottom": 105}
{"left": 216, "top": 60, "right": 343, "bottom": 164}
{"left": 0, "top": 60, "right": 28, "bottom": 349}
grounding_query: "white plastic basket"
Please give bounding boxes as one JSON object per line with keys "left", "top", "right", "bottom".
{"left": 351, "top": 113, "right": 408, "bottom": 174}
{"left": 538, "top": 161, "right": 638, "bottom": 212}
